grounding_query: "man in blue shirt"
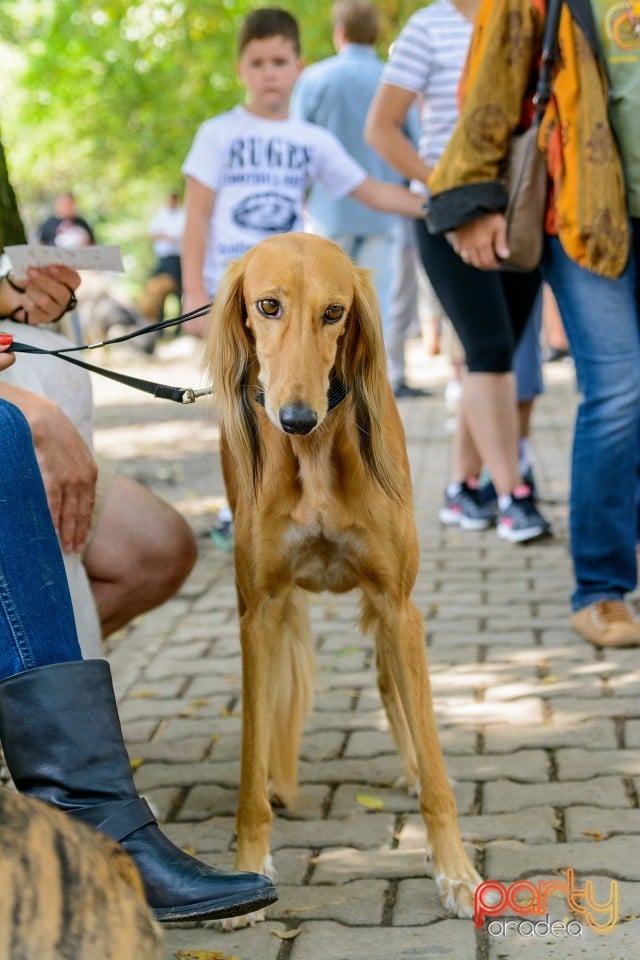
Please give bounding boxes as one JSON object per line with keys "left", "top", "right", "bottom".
{"left": 292, "top": 0, "right": 425, "bottom": 398}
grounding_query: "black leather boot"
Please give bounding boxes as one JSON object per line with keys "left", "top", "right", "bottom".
{"left": 0, "top": 660, "right": 277, "bottom": 922}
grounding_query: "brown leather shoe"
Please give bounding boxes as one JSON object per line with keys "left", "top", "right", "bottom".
{"left": 570, "top": 600, "right": 640, "bottom": 648}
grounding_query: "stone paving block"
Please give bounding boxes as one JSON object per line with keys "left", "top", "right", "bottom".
{"left": 303, "top": 708, "right": 388, "bottom": 735}
{"left": 397, "top": 808, "right": 556, "bottom": 847}
{"left": 272, "top": 815, "right": 396, "bottom": 852}
{"left": 311, "top": 847, "right": 432, "bottom": 884}
{"left": 271, "top": 879, "right": 387, "bottom": 925}
{"left": 564, "top": 805, "right": 640, "bottom": 842}
{"left": 121, "top": 718, "right": 161, "bottom": 742}
{"left": 127, "top": 677, "right": 188, "bottom": 699}
{"left": 118, "top": 694, "right": 231, "bottom": 723}
{"left": 435, "top": 698, "right": 546, "bottom": 726}
{"left": 445, "top": 750, "right": 548, "bottom": 782}
{"left": 484, "top": 719, "right": 617, "bottom": 753}
{"left": 345, "top": 726, "right": 476, "bottom": 758}
{"left": 483, "top": 776, "right": 631, "bottom": 813}
{"left": 186, "top": 670, "right": 244, "bottom": 699}
{"left": 485, "top": 836, "right": 640, "bottom": 881}
{"left": 296, "top": 755, "right": 420, "bottom": 786}
{"left": 162, "top": 920, "right": 284, "bottom": 960}
{"left": 128, "top": 736, "right": 211, "bottom": 764}
{"left": 627, "top": 720, "right": 640, "bottom": 748}
{"left": 176, "top": 783, "right": 239, "bottom": 819}
{"left": 155, "top": 714, "right": 242, "bottom": 742}
{"left": 484, "top": 644, "right": 586, "bottom": 665}
{"left": 287, "top": 918, "right": 477, "bottom": 959}
{"left": 556, "top": 748, "right": 640, "bottom": 780}
{"left": 162, "top": 816, "right": 237, "bottom": 855}
{"left": 549, "top": 697, "right": 640, "bottom": 722}
{"left": 272, "top": 846, "right": 315, "bottom": 885}
{"left": 393, "top": 877, "right": 456, "bottom": 925}
{"left": 330, "top": 780, "right": 475, "bottom": 818}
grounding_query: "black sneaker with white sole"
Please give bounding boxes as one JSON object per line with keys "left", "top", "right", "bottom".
{"left": 439, "top": 482, "right": 497, "bottom": 530}
{"left": 497, "top": 486, "right": 551, "bottom": 543}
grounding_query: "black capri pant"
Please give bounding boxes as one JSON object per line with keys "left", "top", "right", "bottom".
{"left": 415, "top": 219, "right": 542, "bottom": 373}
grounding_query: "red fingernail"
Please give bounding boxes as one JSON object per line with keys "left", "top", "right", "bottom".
{"left": 0, "top": 334, "right": 14, "bottom": 345}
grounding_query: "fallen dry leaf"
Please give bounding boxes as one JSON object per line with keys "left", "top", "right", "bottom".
{"left": 582, "top": 829, "right": 606, "bottom": 842}
{"left": 272, "top": 929, "right": 302, "bottom": 940}
{"left": 355, "top": 792, "right": 384, "bottom": 811}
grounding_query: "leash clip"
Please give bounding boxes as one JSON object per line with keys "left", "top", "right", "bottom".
{"left": 181, "top": 387, "right": 213, "bottom": 404}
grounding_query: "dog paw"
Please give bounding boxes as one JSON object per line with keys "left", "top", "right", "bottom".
{"left": 436, "top": 870, "right": 481, "bottom": 919}
{"left": 393, "top": 773, "right": 420, "bottom": 796}
{"left": 217, "top": 908, "right": 266, "bottom": 931}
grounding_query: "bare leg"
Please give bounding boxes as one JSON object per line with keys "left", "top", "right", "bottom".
{"left": 460, "top": 371, "right": 520, "bottom": 496}
{"left": 84, "top": 474, "right": 197, "bottom": 636}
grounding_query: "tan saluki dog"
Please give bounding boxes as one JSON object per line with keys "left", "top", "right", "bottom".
{"left": 206, "top": 232, "right": 480, "bottom": 926}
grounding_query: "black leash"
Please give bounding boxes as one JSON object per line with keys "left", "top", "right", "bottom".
{"left": 8, "top": 303, "right": 214, "bottom": 404}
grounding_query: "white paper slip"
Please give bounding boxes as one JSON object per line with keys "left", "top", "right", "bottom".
{"left": 4, "top": 244, "right": 124, "bottom": 273}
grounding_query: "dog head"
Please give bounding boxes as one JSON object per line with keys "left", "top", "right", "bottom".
{"left": 207, "top": 232, "right": 399, "bottom": 498}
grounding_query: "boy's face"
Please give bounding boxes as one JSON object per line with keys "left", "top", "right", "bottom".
{"left": 237, "top": 35, "right": 303, "bottom": 117}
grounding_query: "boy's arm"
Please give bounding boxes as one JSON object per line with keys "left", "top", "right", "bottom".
{"left": 365, "top": 83, "right": 432, "bottom": 185}
{"left": 349, "top": 178, "right": 423, "bottom": 219}
{"left": 181, "top": 175, "right": 216, "bottom": 336}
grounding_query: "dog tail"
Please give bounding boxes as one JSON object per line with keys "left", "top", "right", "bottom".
{"left": 267, "top": 588, "right": 315, "bottom": 809}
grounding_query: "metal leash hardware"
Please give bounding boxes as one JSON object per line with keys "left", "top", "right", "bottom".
{"left": 8, "top": 301, "right": 215, "bottom": 404}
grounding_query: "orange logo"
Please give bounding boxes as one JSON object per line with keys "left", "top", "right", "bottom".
{"left": 474, "top": 870, "right": 619, "bottom": 935}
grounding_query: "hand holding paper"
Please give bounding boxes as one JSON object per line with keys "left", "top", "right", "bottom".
{"left": 4, "top": 244, "right": 124, "bottom": 273}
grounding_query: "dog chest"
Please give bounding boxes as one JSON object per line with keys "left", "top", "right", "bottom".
{"left": 282, "top": 523, "right": 361, "bottom": 593}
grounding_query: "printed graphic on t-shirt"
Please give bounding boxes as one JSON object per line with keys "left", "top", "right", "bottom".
{"left": 603, "top": 1, "right": 640, "bottom": 52}
{"left": 233, "top": 192, "right": 298, "bottom": 233}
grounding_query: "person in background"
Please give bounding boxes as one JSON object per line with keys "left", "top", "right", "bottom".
{"left": 366, "top": 0, "right": 550, "bottom": 543}
{"left": 291, "top": 0, "right": 427, "bottom": 398}
{"left": 38, "top": 190, "right": 95, "bottom": 248}
{"left": 148, "top": 190, "right": 185, "bottom": 305}
{"left": 425, "top": 0, "right": 640, "bottom": 648}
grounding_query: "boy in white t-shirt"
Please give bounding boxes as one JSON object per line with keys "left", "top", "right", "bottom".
{"left": 181, "top": 7, "right": 423, "bottom": 336}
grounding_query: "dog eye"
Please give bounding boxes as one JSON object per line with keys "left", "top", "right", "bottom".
{"left": 323, "top": 304, "right": 344, "bottom": 324}
{"left": 257, "top": 298, "right": 281, "bottom": 317}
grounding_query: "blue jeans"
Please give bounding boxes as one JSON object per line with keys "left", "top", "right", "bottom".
{"left": 0, "top": 399, "right": 82, "bottom": 679}
{"left": 542, "top": 232, "right": 640, "bottom": 611}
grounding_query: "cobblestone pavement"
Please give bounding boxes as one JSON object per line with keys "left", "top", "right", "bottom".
{"left": 91, "top": 337, "right": 640, "bottom": 960}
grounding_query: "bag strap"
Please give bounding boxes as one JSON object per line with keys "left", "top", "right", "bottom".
{"left": 534, "top": 0, "right": 564, "bottom": 113}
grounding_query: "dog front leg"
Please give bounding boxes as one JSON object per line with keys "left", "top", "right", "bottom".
{"left": 223, "top": 594, "right": 291, "bottom": 930}
{"left": 368, "top": 596, "right": 481, "bottom": 918}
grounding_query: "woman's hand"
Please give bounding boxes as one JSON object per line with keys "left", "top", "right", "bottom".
{"left": 1, "top": 265, "right": 81, "bottom": 325}
{"left": 0, "top": 333, "right": 15, "bottom": 371}
{"left": 450, "top": 213, "right": 510, "bottom": 270}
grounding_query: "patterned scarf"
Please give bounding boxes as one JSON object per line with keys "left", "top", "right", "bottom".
{"left": 429, "top": 0, "right": 630, "bottom": 277}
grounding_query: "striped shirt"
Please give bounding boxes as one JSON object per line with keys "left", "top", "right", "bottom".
{"left": 382, "top": 1, "right": 473, "bottom": 171}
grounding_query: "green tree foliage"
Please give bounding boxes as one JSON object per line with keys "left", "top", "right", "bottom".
{"left": 0, "top": 0, "right": 425, "bottom": 281}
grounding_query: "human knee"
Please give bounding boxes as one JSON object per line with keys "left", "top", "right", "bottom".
{"left": 0, "top": 398, "right": 31, "bottom": 440}
{"left": 465, "top": 343, "right": 513, "bottom": 374}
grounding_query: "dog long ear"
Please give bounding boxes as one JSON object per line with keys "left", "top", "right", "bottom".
{"left": 205, "top": 257, "right": 262, "bottom": 499}
{"left": 336, "top": 267, "right": 403, "bottom": 501}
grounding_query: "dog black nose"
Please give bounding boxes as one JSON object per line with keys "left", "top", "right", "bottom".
{"left": 279, "top": 403, "right": 318, "bottom": 435}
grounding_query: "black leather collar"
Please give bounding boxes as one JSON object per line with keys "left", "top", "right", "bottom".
{"left": 255, "top": 376, "right": 349, "bottom": 412}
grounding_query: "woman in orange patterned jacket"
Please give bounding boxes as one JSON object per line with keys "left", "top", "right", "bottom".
{"left": 427, "top": 0, "right": 640, "bottom": 648}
